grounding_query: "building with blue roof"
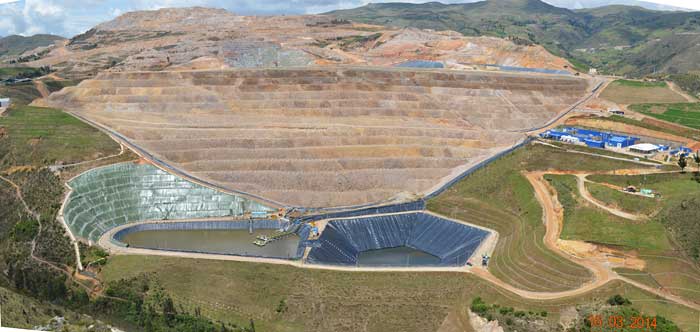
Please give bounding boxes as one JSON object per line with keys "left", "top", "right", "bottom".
{"left": 605, "top": 135, "right": 639, "bottom": 148}
{"left": 540, "top": 127, "right": 639, "bottom": 150}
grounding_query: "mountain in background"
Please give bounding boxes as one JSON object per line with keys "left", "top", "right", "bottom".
{"left": 0, "top": 34, "right": 65, "bottom": 60}
{"left": 545, "top": 0, "right": 690, "bottom": 11}
{"left": 328, "top": 0, "right": 700, "bottom": 77}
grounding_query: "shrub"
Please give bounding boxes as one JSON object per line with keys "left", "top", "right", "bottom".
{"left": 470, "top": 297, "right": 489, "bottom": 315}
{"left": 607, "top": 294, "right": 632, "bottom": 306}
{"left": 499, "top": 306, "right": 514, "bottom": 315}
{"left": 276, "top": 299, "right": 288, "bottom": 314}
{"left": 11, "top": 219, "right": 39, "bottom": 242}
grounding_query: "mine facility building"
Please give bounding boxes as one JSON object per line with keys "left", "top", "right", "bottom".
{"left": 539, "top": 127, "right": 639, "bottom": 149}
{"left": 669, "top": 146, "right": 693, "bottom": 157}
{"left": 0, "top": 98, "right": 9, "bottom": 108}
{"left": 628, "top": 143, "right": 661, "bottom": 155}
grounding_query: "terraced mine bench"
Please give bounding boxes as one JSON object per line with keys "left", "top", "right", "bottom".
{"left": 48, "top": 67, "right": 591, "bottom": 209}
{"left": 62, "top": 162, "right": 274, "bottom": 243}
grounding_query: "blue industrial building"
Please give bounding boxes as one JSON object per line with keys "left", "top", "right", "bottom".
{"left": 670, "top": 146, "right": 693, "bottom": 157}
{"left": 539, "top": 127, "right": 639, "bottom": 149}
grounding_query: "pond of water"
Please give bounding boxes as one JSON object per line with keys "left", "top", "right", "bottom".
{"left": 119, "top": 229, "right": 300, "bottom": 258}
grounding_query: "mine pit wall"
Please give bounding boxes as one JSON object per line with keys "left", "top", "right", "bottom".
{"left": 306, "top": 212, "right": 490, "bottom": 267}
{"left": 48, "top": 67, "right": 591, "bottom": 208}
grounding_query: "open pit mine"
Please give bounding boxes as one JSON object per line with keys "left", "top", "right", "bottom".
{"left": 40, "top": 7, "right": 592, "bottom": 209}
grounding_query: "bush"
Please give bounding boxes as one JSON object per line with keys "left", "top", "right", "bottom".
{"left": 470, "top": 297, "right": 489, "bottom": 315}
{"left": 275, "top": 299, "right": 287, "bottom": 314}
{"left": 499, "top": 306, "right": 514, "bottom": 315}
{"left": 607, "top": 294, "right": 632, "bottom": 306}
{"left": 11, "top": 219, "right": 39, "bottom": 242}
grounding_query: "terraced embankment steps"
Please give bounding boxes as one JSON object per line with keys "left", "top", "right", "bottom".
{"left": 48, "top": 67, "right": 590, "bottom": 208}
{"left": 63, "top": 163, "right": 274, "bottom": 243}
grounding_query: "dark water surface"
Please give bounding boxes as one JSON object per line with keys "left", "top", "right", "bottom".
{"left": 120, "top": 229, "right": 300, "bottom": 258}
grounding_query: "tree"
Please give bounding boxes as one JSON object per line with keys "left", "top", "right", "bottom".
{"left": 693, "top": 150, "right": 700, "bottom": 173}
{"left": 607, "top": 294, "right": 631, "bottom": 306}
{"left": 678, "top": 154, "right": 688, "bottom": 173}
{"left": 162, "top": 296, "right": 176, "bottom": 326}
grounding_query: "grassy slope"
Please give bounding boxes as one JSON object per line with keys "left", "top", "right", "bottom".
{"left": 0, "top": 285, "right": 60, "bottom": 328}
{"left": 670, "top": 73, "right": 700, "bottom": 98}
{"left": 585, "top": 181, "right": 659, "bottom": 216}
{"left": 427, "top": 143, "right": 651, "bottom": 292}
{"left": 630, "top": 103, "right": 700, "bottom": 129}
{"left": 101, "top": 255, "right": 700, "bottom": 332}
{"left": 588, "top": 172, "right": 700, "bottom": 202}
{"left": 568, "top": 172, "right": 700, "bottom": 303}
{"left": 0, "top": 34, "right": 64, "bottom": 58}
{"left": 42, "top": 79, "right": 80, "bottom": 93}
{"left": 600, "top": 80, "right": 687, "bottom": 104}
{"left": 0, "top": 106, "right": 119, "bottom": 166}
{"left": 0, "top": 83, "right": 123, "bottom": 330}
{"left": 545, "top": 174, "right": 670, "bottom": 251}
{"left": 0, "top": 67, "right": 43, "bottom": 80}
{"left": 0, "top": 82, "right": 42, "bottom": 106}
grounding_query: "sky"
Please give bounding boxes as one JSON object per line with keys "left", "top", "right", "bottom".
{"left": 0, "top": 0, "right": 699, "bottom": 38}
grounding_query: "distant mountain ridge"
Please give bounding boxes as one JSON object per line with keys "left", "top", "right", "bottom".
{"left": 547, "top": 0, "right": 691, "bottom": 11}
{"left": 0, "top": 34, "right": 65, "bottom": 60}
{"left": 328, "top": 0, "right": 700, "bottom": 76}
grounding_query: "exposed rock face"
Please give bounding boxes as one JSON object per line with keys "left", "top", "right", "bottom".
{"left": 468, "top": 310, "right": 504, "bottom": 332}
{"left": 27, "top": 7, "right": 574, "bottom": 79}
{"left": 47, "top": 67, "right": 589, "bottom": 208}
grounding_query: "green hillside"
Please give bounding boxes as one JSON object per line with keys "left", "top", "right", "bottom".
{"left": 328, "top": 0, "right": 700, "bottom": 77}
{"left": 0, "top": 34, "right": 65, "bottom": 59}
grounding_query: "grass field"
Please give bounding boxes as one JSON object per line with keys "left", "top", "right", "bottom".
{"left": 600, "top": 80, "right": 687, "bottom": 104}
{"left": 0, "top": 106, "right": 120, "bottom": 166}
{"left": 568, "top": 172, "right": 700, "bottom": 305}
{"left": 630, "top": 103, "right": 700, "bottom": 129}
{"left": 545, "top": 174, "right": 670, "bottom": 251}
{"left": 588, "top": 172, "right": 700, "bottom": 200}
{"left": 100, "top": 255, "right": 700, "bottom": 332}
{"left": 584, "top": 181, "right": 660, "bottom": 216}
{"left": 427, "top": 143, "right": 653, "bottom": 292}
{"left": 611, "top": 80, "right": 668, "bottom": 88}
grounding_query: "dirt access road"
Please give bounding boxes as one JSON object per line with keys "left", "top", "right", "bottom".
{"left": 667, "top": 81, "right": 698, "bottom": 103}
{"left": 467, "top": 172, "right": 620, "bottom": 301}
{"left": 507, "top": 171, "right": 699, "bottom": 309}
{"left": 575, "top": 174, "right": 647, "bottom": 221}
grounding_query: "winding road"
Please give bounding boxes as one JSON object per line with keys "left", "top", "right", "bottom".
{"left": 576, "top": 174, "right": 647, "bottom": 221}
